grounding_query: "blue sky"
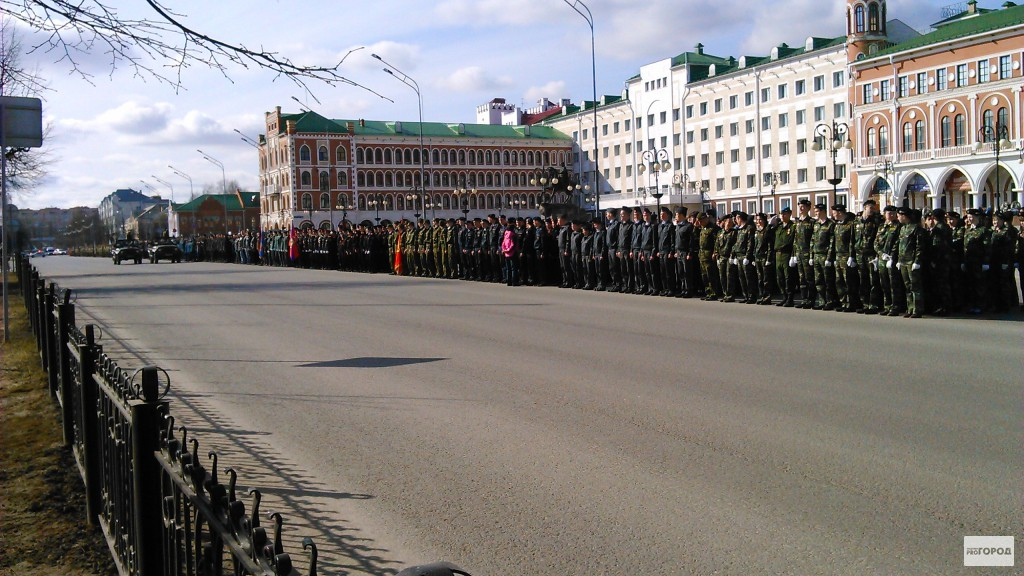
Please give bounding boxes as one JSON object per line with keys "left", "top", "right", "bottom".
{"left": 14, "top": 0, "right": 953, "bottom": 209}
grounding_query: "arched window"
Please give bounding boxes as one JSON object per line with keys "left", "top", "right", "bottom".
{"left": 982, "top": 109, "right": 994, "bottom": 134}
{"left": 433, "top": 150, "right": 441, "bottom": 164}
{"left": 486, "top": 173, "right": 494, "bottom": 187}
{"left": 442, "top": 173, "right": 450, "bottom": 187}
{"left": 954, "top": 114, "right": 966, "bottom": 146}
{"left": 504, "top": 173, "right": 511, "bottom": 187}
{"left": 301, "top": 193, "right": 312, "bottom": 210}
{"left": 503, "top": 151, "right": 511, "bottom": 165}
{"left": 319, "top": 170, "right": 329, "bottom": 192}
{"left": 299, "top": 145, "right": 311, "bottom": 163}
{"left": 997, "top": 107, "right": 1009, "bottom": 133}
{"left": 318, "top": 146, "right": 329, "bottom": 163}
{"left": 358, "top": 196, "right": 367, "bottom": 211}
{"left": 405, "top": 172, "right": 413, "bottom": 187}
{"left": 940, "top": 116, "right": 952, "bottom": 148}
{"left": 336, "top": 146, "right": 347, "bottom": 163}
{"left": 485, "top": 151, "right": 492, "bottom": 165}
{"left": 440, "top": 150, "right": 448, "bottom": 165}
{"left": 413, "top": 149, "right": 421, "bottom": 165}
{"left": 866, "top": 127, "right": 877, "bottom": 156}
{"left": 338, "top": 171, "right": 348, "bottom": 186}
{"left": 854, "top": 4, "right": 865, "bottom": 33}
{"left": 397, "top": 195, "right": 406, "bottom": 211}
{"left": 339, "top": 194, "right": 349, "bottom": 207}
{"left": 443, "top": 195, "right": 451, "bottom": 209}
{"left": 903, "top": 123, "right": 913, "bottom": 153}
{"left": 915, "top": 120, "right": 925, "bottom": 151}
{"left": 301, "top": 171, "right": 312, "bottom": 187}
{"left": 374, "top": 148, "right": 384, "bottom": 164}
{"left": 878, "top": 125, "right": 889, "bottom": 155}
{"left": 375, "top": 172, "right": 384, "bottom": 187}
{"left": 357, "top": 172, "right": 366, "bottom": 187}
{"left": 404, "top": 149, "right": 412, "bottom": 164}
{"left": 486, "top": 195, "right": 494, "bottom": 209}
{"left": 867, "top": 2, "right": 879, "bottom": 32}
{"left": 469, "top": 195, "right": 478, "bottom": 210}
{"left": 320, "top": 193, "right": 330, "bottom": 209}
{"left": 527, "top": 151, "right": 535, "bottom": 165}
{"left": 543, "top": 151, "right": 551, "bottom": 166}
{"left": 384, "top": 149, "right": 393, "bottom": 164}
{"left": 356, "top": 148, "right": 364, "bottom": 164}
{"left": 385, "top": 172, "right": 394, "bottom": 187}
{"left": 458, "top": 150, "right": 466, "bottom": 165}
{"left": 519, "top": 151, "right": 526, "bottom": 165}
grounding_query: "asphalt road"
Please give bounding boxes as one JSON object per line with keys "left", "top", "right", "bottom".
{"left": 31, "top": 257, "right": 1021, "bottom": 575}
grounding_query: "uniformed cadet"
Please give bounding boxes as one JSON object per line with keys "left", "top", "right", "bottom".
{"left": 855, "top": 200, "right": 882, "bottom": 314}
{"left": 895, "top": 207, "right": 926, "bottom": 318}
{"left": 831, "top": 205, "right": 861, "bottom": 312}
{"left": 556, "top": 215, "right": 574, "bottom": 288}
{"left": 656, "top": 207, "right": 675, "bottom": 296}
{"left": 593, "top": 217, "right": 608, "bottom": 291}
{"left": 962, "top": 208, "right": 991, "bottom": 314}
{"left": 876, "top": 206, "right": 905, "bottom": 316}
{"left": 793, "top": 199, "right": 817, "bottom": 308}
{"left": 580, "top": 221, "right": 596, "bottom": 290}
{"left": 618, "top": 207, "right": 635, "bottom": 293}
{"left": 631, "top": 208, "right": 646, "bottom": 293}
{"left": 697, "top": 212, "right": 721, "bottom": 300}
{"left": 570, "top": 220, "right": 585, "bottom": 289}
{"left": 530, "top": 217, "right": 547, "bottom": 285}
{"left": 773, "top": 207, "right": 797, "bottom": 307}
{"left": 923, "top": 209, "right": 952, "bottom": 316}
{"left": 989, "top": 211, "right": 1019, "bottom": 312}
{"left": 605, "top": 208, "right": 622, "bottom": 292}
{"left": 732, "top": 211, "right": 757, "bottom": 303}
{"left": 639, "top": 209, "right": 658, "bottom": 294}
{"left": 673, "top": 207, "right": 694, "bottom": 298}
{"left": 715, "top": 214, "right": 737, "bottom": 302}
{"left": 811, "top": 203, "right": 838, "bottom": 310}
{"left": 752, "top": 212, "right": 774, "bottom": 305}
{"left": 946, "top": 211, "right": 966, "bottom": 310}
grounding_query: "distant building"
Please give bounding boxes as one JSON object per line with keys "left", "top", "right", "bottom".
{"left": 475, "top": 97, "right": 571, "bottom": 126}
{"left": 168, "top": 191, "right": 260, "bottom": 237}
{"left": 124, "top": 203, "right": 171, "bottom": 241}
{"left": 16, "top": 206, "right": 99, "bottom": 246}
{"left": 98, "top": 189, "right": 163, "bottom": 239}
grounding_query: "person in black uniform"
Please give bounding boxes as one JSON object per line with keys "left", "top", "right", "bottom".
{"left": 673, "top": 207, "right": 693, "bottom": 297}
{"left": 657, "top": 206, "right": 675, "bottom": 296}
{"left": 605, "top": 207, "right": 621, "bottom": 292}
{"left": 618, "top": 207, "right": 635, "bottom": 294}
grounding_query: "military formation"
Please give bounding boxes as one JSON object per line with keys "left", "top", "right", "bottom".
{"left": 208, "top": 201, "right": 1023, "bottom": 317}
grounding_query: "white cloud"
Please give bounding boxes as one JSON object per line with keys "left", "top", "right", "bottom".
{"left": 434, "top": 0, "right": 553, "bottom": 26}
{"left": 95, "top": 101, "right": 174, "bottom": 135}
{"left": 524, "top": 81, "right": 568, "bottom": 104}
{"left": 436, "top": 66, "right": 513, "bottom": 93}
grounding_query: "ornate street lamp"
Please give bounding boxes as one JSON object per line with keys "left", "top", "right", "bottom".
{"left": 974, "top": 122, "right": 1012, "bottom": 210}
{"left": 637, "top": 148, "right": 671, "bottom": 214}
{"left": 809, "top": 121, "right": 853, "bottom": 204}
{"left": 454, "top": 175, "right": 475, "bottom": 220}
{"left": 873, "top": 160, "right": 896, "bottom": 206}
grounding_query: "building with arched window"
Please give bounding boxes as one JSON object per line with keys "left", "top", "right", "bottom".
{"left": 259, "top": 107, "right": 572, "bottom": 229}
{"left": 851, "top": 0, "right": 1024, "bottom": 212}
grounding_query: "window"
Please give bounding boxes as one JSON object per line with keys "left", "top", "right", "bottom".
{"left": 687, "top": 131, "right": 694, "bottom": 144}
{"left": 761, "top": 87, "right": 771, "bottom": 103}
{"left": 917, "top": 72, "right": 928, "bottom": 95}
{"left": 833, "top": 71, "right": 844, "bottom": 88}
{"left": 320, "top": 192, "right": 330, "bottom": 209}
{"left": 730, "top": 122, "right": 739, "bottom": 137}
{"left": 673, "top": 134, "right": 680, "bottom": 146}
{"left": 834, "top": 103, "right": 845, "bottom": 118}
{"left": 815, "top": 167, "right": 827, "bottom": 181}
{"left": 625, "top": 143, "right": 632, "bottom": 154}
{"left": 937, "top": 68, "right": 947, "bottom": 90}
{"left": 796, "top": 110, "right": 806, "bottom": 125}
{"left": 746, "top": 176, "right": 756, "bottom": 188}
{"left": 699, "top": 103, "right": 707, "bottom": 116}
{"left": 614, "top": 144, "right": 621, "bottom": 156}
{"left": 879, "top": 125, "right": 889, "bottom": 155}
{"left": 745, "top": 91, "right": 754, "bottom": 106}
{"left": 716, "top": 151, "right": 724, "bottom": 165}
{"left": 778, "top": 113, "right": 789, "bottom": 128}
{"left": 745, "top": 119, "right": 755, "bottom": 134}
{"left": 867, "top": 128, "right": 877, "bottom": 156}
{"left": 614, "top": 167, "right": 621, "bottom": 179}
{"left": 940, "top": 116, "right": 951, "bottom": 147}
{"left": 729, "top": 95, "right": 738, "bottom": 109}
{"left": 779, "top": 171, "right": 789, "bottom": 185}
{"left": 625, "top": 119, "right": 631, "bottom": 131}
{"left": 673, "top": 109, "right": 680, "bottom": 121}
{"left": 863, "top": 84, "right": 874, "bottom": 104}
{"left": 814, "top": 106, "right": 826, "bottom": 122}
{"left": 301, "top": 192, "right": 312, "bottom": 209}
{"left": 603, "top": 147, "right": 609, "bottom": 158}
{"left": 762, "top": 144, "right": 772, "bottom": 158}
{"left": 714, "top": 99, "right": 722, "bottom": 113}
{"left": 982, "top": 108, "right": 994, "bottom": 132}
{"left": 701, "top": 128, "right": 709, "bottom": 141}
{"left": 954, "top": 114, "right": 965, "bottom": 146}
{"left": 685, "top": 106, "right": 693, "bottom": 119}
{"left": 898, "top": 76, "right": 908, "bottom": 98}
{"left": 715, "top": 126, "right": 723, "bottom": 138}
{"left": 301, "top": 171, "right": 312, "bottom": 187}
{"left": 777, "top": 84, "right": 787, "bottom": 99}
{"left": 956, "top": 64, "right": 967, "bottom": 88}
{"left": 780, "top": 197, "right": 792, "bottom": 211}
{"left": 648, "top": 114, "right": 655, "bottom": 126}
{"left": 602, "top": 124, "right": 608, "bottom": 136}
{"left": 797, "top": 169, "right": 807, "bottom": 183}
{"left": 813, "top": 75, "right": 825, "bottom": 92}
{"left": 299, "top": 145, "right": 311, "bottom": 162}
{"left": 855, "top": 4, "right": 865, "bottom": 32}
{"left": 648, "top": 138, "right": 655, "bottom": 150}
{"left": 660, "top": 111, "right": 667, "bottom": 124}
{"left": 746, "top": 147, "right": 755, "bottom": 161}
{"left": 687, "top": 156, "right": 695, "bottom": 169}
{"left": 795, "top": 79, "right": 806, "bottom": 95}
{"left": 701, "top": 153, "right": 709, "bottom": 166}
{"left": 903, "top": 123, "right": 913, "bottom": 153}
{"left": 796, "top": 139, "right": 807, "bottom": 153}
{"left": 636, "top": 117, "right": 642, "bottom": 128}
{"left": 998, "top": 107, "right": 1010, "bottom": 133}
{"left": 660, "top": 136, "right": 668, "bottom": 148}
{"left": 318, "top": 146, "right": 329, "bottom": 162}
{"left": 978, "top": 59, "right": 990, "bottom": 83}
{"left": 779, "top": 141, "right": 789, "bottom": 156}
{"left": 915, "top": 120, "right": 925, "bottom": 151}
{"left": 731, "top": 149, "right": 739, "bottom": 162}
{"left": 880, "top": 79, "right": 890, "bottom": 100}
{"left": 999, "top": 55, "right": 1011, "bottom": 79}
{"left": 732, "top": 176, "right": 740, "bottom": 189}
{"left": 761, "top": 117, "right": 771, "bottom": 131}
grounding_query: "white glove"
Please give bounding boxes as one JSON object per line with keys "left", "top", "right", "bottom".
{"left": 824, "top": 261, "right": 832, "bottom": 267}
{"left": 961, "top": 263, "right": 966, "bottom": 272}
{"left": 807, "top": 259, "right": 812, "bottom": 265}
{"left": 871, "top": 259, "right": 878, "bottom": 270}
{"left": 912, "top": 263, "right": 921, "bottom": 271}
{"left": 1001, "top": 264, "right": 1009, "bottom": 271}
{"left": 730, "top": 258, "right": 738, "bottom": 265}
{"left": 847, "top": 257, "right": 855, "bottom": 268}
{"left": 789, "top": 256, "right": 797, "bottom": 267}
{"left": 742, "top": 258, "right": 750, "bottom": 266}
{"left": 896, "top": 262, "right": 902, "bottom": 270}
{"left": 886, "top": 259, "right": 893, "bottom": 269}
{"left": 982, "top": 264, "right": 990, "bottom": 271}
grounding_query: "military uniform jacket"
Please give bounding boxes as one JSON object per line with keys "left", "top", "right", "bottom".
{"left": 557, "top": 226, "right": 571, "bottom": 253}
{"left": 949, "top": 225, "right": 965, "bottom": 264}
{"left": 594, "top": 228, "right": 607, "bottom": 255}
{"left": 896, "top": 223, "right": 925, "bottom": 265}
{"left": 928, "top": 223, "right": 952, "bottom": 268}
{"left": 854, "top": 215, "right": 880, "bottom": 257}
{"left": 571, "top": 230, "right": 584, "bottom": 256}
{"left": 714, "top": 227, "right": 735, "bottom": 259}
{"left": 631, "top": 221, "right": 645, "bottom": 254}
{"left": 674, "top": 222, "right": 693, "bottom": 257}
{"left": 619, "top": 222, "right": 634, "bottom": 254}
{"left": 962, "top": 225, "right": 991, "bottom": 263}
{"left": 639, "top": 222, "right": 656, "bottom": 252}
{"left": 773, "top": 221, "right": 795, "bottom": 255}
{"left": 699, "top": 224, "right": 720, "bottom": 256}
{"left": 833, "top": 217, "right": 856, "bottom": 260}
{"left": 753, "top": 226, "right": 773, "bottom": 260}
{"left": 794, "top": 215, "right": 815, "bottom": 256}
{"left": 581, "top": 233, "right": 595, "bottom": 258}
{"left": 989, "top": 225, "right": 1017, "bottom": 265}
{"left": 657, "top": 221, "right": 675, "bottom": 254}
{"left": 733, "top": 225, "right": 754, "bottom": 261}
{"left": 606, "top": 220, "right": 620, "bottom": 253}
{"left": 811, "top": 219, "right": 836, "bottom": 259}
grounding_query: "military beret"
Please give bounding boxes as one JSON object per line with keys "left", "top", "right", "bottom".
{"left": 994, "top": 211, "right": 1013, "bottom": 221}
{"left": 675, "top": 206, "right": 688, "bottom": 216}
{"left": 814, "top": 203, "right": 827, "bottom": 211}
{"left": 694, "top": 211, "right": 708, "bottom": 219}
{"left": 831, "top": 204, "right": 846, "bottom": 213}
{"left": 897, "top": 207, "right": 911, "bottom": 215}
{"left": 620, "top": 206, "right": 631, "bottom": 212}
{"left": 883, "top": 205, "right": 897, "bottom": 212}
{"left": 930, "top": 208, "right": 946, "bottom": 219}
{"left": 912, "top": 209, "right": 923, "bottom": 220}
{"left": 863, "top": 199, "right": 877, "bottom": 206}
{"left": 659, "top": 206, "right": 672, "bottom": 215}
{"left": 780, "top": 206, "right": 792, "bottom": 213}
{"left": 965, "top": 208, "right": 980, "bottom": 216}
{"left": 643, "top": 208, "right": 653, "bottom": 215}
{"left": 798, "top": 199, "right": 811, "bottom": 206}
{"left": 946, "top": 211, "right": 960, "bottom": 219}
{"left": 488, "top": 214, "right": 496, "bottom": 219}
{"left": 735, "top": 211, "right": 749, "bottom": 220}
{"left": 592, "top": 218, "right": 602, "bottom": 224}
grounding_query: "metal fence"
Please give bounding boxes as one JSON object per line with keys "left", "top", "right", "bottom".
{"left": 15, "top": 256, "right": 469, "bottom": 576}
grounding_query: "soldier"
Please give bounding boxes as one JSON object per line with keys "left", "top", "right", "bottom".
{"left": 715, "top": 213, "right": 738, "bottom": 302}
{"left": 810, "top": 203, "right": 838, "bottom": 310}
{"left": 570, "top": 220, "right": 585, "bottom": 289}
{"left": 618, "top": 207, "right": 635, "bottom": 294}
{"left": 989, "top": 211, "right": 1019, "bottom": 312}
{"left": 962, "top": 208, "right": 991, "bottom": 314}
{"left": 593, "top": 217, "right": 608, "bottom": 291}
{"left": 580, "top": 221, "right": 596, "bottom": 290}
{"left": 876, "top": 206, "right": 905, "bottom": 316}
{"left": 556, "top": 215, "right": 574, "bottom": 288}
{"left": 490, "top": 215, "right": 505, "bottom": 283}
{"left": 732, "top": 211, "right": 757, "bottom": 304}
{"left": 631, "top": 208, "right": 647, "bottom": 294}
{"left": 530, "top": 217, "right": 547, "bottom": 285}
{"left": 946, "top": 211, "right": 966, "bottom": 311}
{"left": 656, "top": 207, "right": 675, "bottom": 296}
{"left": 752, "top": 213, "right": 774, "bottom": 305}
{"left": 605, "top": 207, "right": 622, "bottom": 292}
{"left": 673, "top": 207, "right": 694, "bottom": 298}
{"left": 895, "top": 207, "right": 926, "bottom": 318}
{"left": 831, "top": 204, "right": 861, "bottom": 312}
{"left": 855, "top": 200, "right": 882, "bottom": 314}
{"left": 638, "top": 209, "right": 658, "bottom": 294}
{"left": 773, "top": 207, "right": 797, "bottom": 307}
{"left": 793, "top": 199, "right": 817, "bottom": 308}
{"left": 923, "top": 209, "right": 952, "bottom": 316}
{"left": 696, "top": 212, "right": 721, "bottom": 301}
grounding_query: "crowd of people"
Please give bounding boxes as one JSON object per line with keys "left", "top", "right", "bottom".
{"left": 180, "top": 199, "right": 1023, "bottom": 317}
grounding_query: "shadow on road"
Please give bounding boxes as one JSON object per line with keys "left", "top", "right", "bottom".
{"left": 298, "top": 357, "right": 446, "bottom": 368}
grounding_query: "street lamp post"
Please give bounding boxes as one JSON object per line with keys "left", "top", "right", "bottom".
{"left": 374, "top": 54, "right": 428, "bottom": 227}
{"left": 407, "top": 192, "right": 422, "bottom": 220}
{"left": 638, "top": 148, "right": 671, "bottom": 215}
{"left": 455, "top": 175, "right": 474, "bottom": 220}
{"left": 873, "top": 160, "right": 896, "bottom": 206}
{"left": 767, "top": 172, "right": 779, "bottom": 212}
{"left": 168, "top": 165, "right": 194, "bottom": 200}
{"left": 563, "top": 0, "right": 599, "bottom": 216}
{"left": 695, "top": 180, "right": 710, "bottom": 214}
{"left": 197, "top": 149, "right": 229, "bottom": 234}
{"left": 368, "top": 194, "right": 385, "bottom": 225}
{"left": 974, "top": 122, "right": 1012, "bottom": 210}
{"left": 810, "top": 121, "right": 853, "bottom": 205}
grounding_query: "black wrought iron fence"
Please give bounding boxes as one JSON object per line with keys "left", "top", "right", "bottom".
{"left": 13, "top": 255, "right": 470, "bottom": 576}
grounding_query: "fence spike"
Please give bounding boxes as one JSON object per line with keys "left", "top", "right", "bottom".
{"left": 302, "top": 537, "right": 318, "bottom": 576}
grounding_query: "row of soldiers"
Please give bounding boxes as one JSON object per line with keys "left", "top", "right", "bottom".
{"left": 235, "top": 201, "right": 1024, "bottom": 316}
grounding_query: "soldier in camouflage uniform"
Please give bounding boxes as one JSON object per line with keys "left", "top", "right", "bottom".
{"left": 773, "top": 207, "right": 796, "bottom": 307}
{"left": 810, "top": 203, "right": 838, "bottom": 310}
{"left": 793, "top": 199, "right": 817, "bottom": 308}
{"left": 989, "top": 211, "right": 1019, "bottom": 312}
{"left": 732, "top": 211, "right": 757, "bottom": 303}
{"left": 895, "top": 207, "right": 926, "bottom": 318}
{"left": 715, "top": 214, "right": 738, "bottom": 302}
{"left": 962, "top": 208, "right": 991, "bottom": 314}
{"left": 923, "top": 209, "right": 952, "bottom": 316}
{"left": 696, "top": 212, "right": 721, "bottom": 301}
{"left": 752, "top": 213, "right": 774, "bottom": 305}
{"left": 876, "top": 206, "right": 904, "bottom": 315}
{"left": 945, "top": 212, "right": 966, "bottom": 311}
{"left": 831, "top": 205, "right": 860, "bottom": 312}
{"left": 855, "top": 200, "right": 881, "bottom": 314}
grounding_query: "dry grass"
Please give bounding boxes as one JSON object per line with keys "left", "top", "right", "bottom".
{"left": 0, "top": 278, "right": 117, "bottom": 576}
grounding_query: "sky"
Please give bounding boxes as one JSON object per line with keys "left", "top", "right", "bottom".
{"left": 9, "top": 0, "right": 959, "bottom": 210}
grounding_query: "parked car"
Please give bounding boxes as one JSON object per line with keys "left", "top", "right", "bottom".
{"left": 148, "top": 240, "right": 183, "bottom": 264}
{"left": 111, "top": 240, "right": 145, "bottom": 265}
{"left": 49, "top": 247, "right": 68, "bottom": 255}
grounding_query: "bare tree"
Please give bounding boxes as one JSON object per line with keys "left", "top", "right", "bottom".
{"left": 1, "top": 18, "right": 52, "bottom": 196}
{"left": 2, "top": 0, "right": 390, "bottom": 98}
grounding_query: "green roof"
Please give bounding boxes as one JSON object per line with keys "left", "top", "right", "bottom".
{"left": 172, "top": 193, "right": 257, "bottom": 213}
{"left": 277, "top": 111, "right": 571, "bottom": 140}
{"left": 873, "top": 5, "right": 1024, "bottom": 58}
{"left": 689, "top": 36, "right": 846, "bottom": 82}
